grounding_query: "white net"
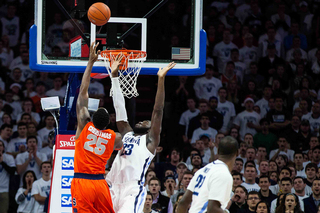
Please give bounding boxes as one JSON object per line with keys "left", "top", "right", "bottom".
{"left": 101, "top": 51, "right": 146, "bottom": 99}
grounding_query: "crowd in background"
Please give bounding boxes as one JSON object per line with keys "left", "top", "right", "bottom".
{"left": 2, "top": 0, "right": 320, "bottom": 213}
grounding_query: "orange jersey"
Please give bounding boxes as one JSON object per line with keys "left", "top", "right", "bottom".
{"left": 74, "top": 122, "right": 115, "bottom": 174}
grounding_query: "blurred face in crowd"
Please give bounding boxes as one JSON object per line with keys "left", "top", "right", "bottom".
{"left": 144, "top": 194, "right": 153, "bottom": 209}
{"left": 269, "top": 161, "right": 278, "bottom": 172}
{"left": 233, "top": 174, "right": 243, "bottom": 188}
{"left": 234, "top": 160, "right": 243, "bottom": 173}
{"left": 191, "top": 155, "right": 202, "bottom": 167}
{"left": 313, "top": 148, "right": 320, "bottom": 163}
{"left": 257, "top": 147, "right": 267, "bottom": 160}
{"left": 294, "top": 154, "right": 303, "bottom": 166}
{"left": 268, "top": 98, "right": 275, "bottom": 110}
{"left": 234, "top": 187, "right": 247, "bottom": 204}
{"left": 304, "top": 153, "right": 309, "bottom": 162}
{"left": 41, "top": 163, "right": 52, "bottom": 177}
{"left": 239, "top": 142, "right": 247, "bottom": 156}
{"left": 21, "top": 114, "right": 31, "bottom": 124}
{"left": 275, "top": 98, "right": 283, "bottom": 109}
{"left": 215, "top": 133, "right": 224, "bottom": 146}
{"left": 149, "top": 180, "right": 160, "bottom": 195}
{"left": 209, "top": 98, "right": 218, "bottom": 109}
{"left": 245, "top": 100, "right": 254, "bottom": 111}
{"left": 250, "top": 64, "right": 258, "bottom": 74}
{"left": 246, "top": 148, "right": 256, "bottom": 161}
{"left": 285, "top": 195, "right": 297, "bottom": 211}
{"left": 145, "top": 171, "right": 156, "bottom": 185}
{"left": 177, "top": 165, "right": 187, "bottom": 178}
{"left": 1, "top": 126, "right": 12, "bottom": 140}
{"left": 45, "top": 116, "right": 55, "bottom": 128}
{"left": 244, "top": 134, "right": 253, "bottom": 146}
{"left": 247, "top": 194, "right": 260, "bottom": 211}
{"left": 312, "top": 103, "right": 320, "bottom": 115}
{"left": 223, "top": 30, "right": 231, "bottom": 43}
{"left": 280, "top": 180, "right": 292, "bottom": 193}
{"left": 195, "top": 140, "right": 205, "bottom": 152}
{"left": 312, "top": 180, "right": 320, "bottom": 196}
{"left": 199, "top": 103, "right": 208, "bottom": 114}
{"left": 181, "top": 173, "right": 193, "bottom": 188}
{"left": 164, "top": 178, "right": 175, "bottom": 190}
{"left": 279, "top": 169, "right": 291, "bottom": 180}
{"left": 291, "top": 116, "right": 301, "bottom": 128}
{"left": 259, "top": 161, "right": 269, "bottom": 174}
{"left": 277, "top": 138, "right": 287, "bottom": 151}
{"left": 164, "top": 169, "right": 174, "bottom": 177}
{"left": 299, "top": 100, "right": 308, "bottom": 112}
{"left": 269, "top": 171, "right": 278, "bottom": 182}
{"left": 256, "top": 202, "right": 268, "bottom": 213}
{"left": 294, "top": 177, "right": 306, "bottom": 193}
{"left": 218, "top": 89, "right": 227, "bottom": 100}
{"left": 200, "top": 116, "right": 210, "bottom": 129}
{"left": 18, "top": 125, "right": 27, "bottom": 138}
{"left": 259, "top": 177, "right": 270, "bottom": 192}
{"left": 171, "top": 150, "right": 180, "bottom": 163}
{"left": 231, "top": 51, "right": 239, "bottom": 62}
{"left": 187, "top": 99, "right": 196, "bottom": 111}
{"left": 306, "top": 167, "right": 317, "bottom": 179}
{"left": 244, "top": 167, "right": 257, "bottom": 183}
{"left": 231, "top": 128, "right": 239, "bottom": 139}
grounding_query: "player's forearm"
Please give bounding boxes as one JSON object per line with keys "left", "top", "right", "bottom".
{"left": 111, "top": 77, "right": 128, "bottom": 122}
{"left": 154, "top": 77, "right": 165, "bottom": 111}
{"left": 1, "top": 161, "right": 16, "bottom": 175}
{"left": 176, "top": 203, "right": 189, "bottom": 213}
{"left": 80, "top": 62, "right": 94, "bottom": 94}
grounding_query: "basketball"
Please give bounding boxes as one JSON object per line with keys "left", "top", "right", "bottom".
{"left": 87, "top": 2, "right": 111, "bottom": 26}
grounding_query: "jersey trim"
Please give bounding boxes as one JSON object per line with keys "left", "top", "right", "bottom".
{"left": 73, "top": 173, "right": 104, "bottom": 180}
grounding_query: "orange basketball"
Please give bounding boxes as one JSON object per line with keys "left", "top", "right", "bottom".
{"left": 87, "top": 2, "right": 111, "bottom": 26}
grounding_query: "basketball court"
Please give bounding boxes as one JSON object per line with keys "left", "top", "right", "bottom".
{"left": 31, "top": 0, "right": 206, "bottom": 212}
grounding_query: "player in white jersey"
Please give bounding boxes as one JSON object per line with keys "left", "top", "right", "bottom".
{"left": 177, "top": 136, "right": 238, "bottom": 213}
{"left": 106, "top": 54, "right": 176, "bottom": 213}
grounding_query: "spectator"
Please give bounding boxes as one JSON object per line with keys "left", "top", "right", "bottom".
{"left": 27, "top": 122, "right": 42, "bottom": 150}
{"left": 271, "top": 2, "right": 291, "bottom": 40}
{"left": 0, "top": 123, "right": 12, "bottom": 149}
{"left": 193, "top": 64, "right": 222, "bottom": 100}
{"left": 16, "top": 136, "right": 47, "bottom": 182}
{"left": 241, "top": 165, "right": 260, "bottom": 192}
{"left": 244, "top": 134, "right": 254, "bottom": 147}
{"left": 296, "top": 119, "right": 312, "bottom": 152}
{"left": 253, "top": 118, "right": 278, "bottom": 155}
{"left": 258, "top": 175, "right": 277, "bottom": 207}
{"left": 88, "top": 78, "right": 105, "bottom": 98}
{"left": 31, "top": 82, "right": 47, "bottom": 113}
{"left": 230, "top": 48, "right": 247, "bottom": 84}
{"left": 161, "top": 175, "right": 177, "bottom": 198}
{"left": 9, "top": 43, "right": 28, "bottom": 71}
{"left": 275, "top": 193, "right": 303, "bottom": 213}
{"left": 233, "top": 97, "right": 261, "bottom": 141}
{"left": 238, "top": 191, "right": 261, "bottom": 213}
{"left": 31, "top": 161, "right": 51, "bottom": 213}
{"left": 143, "top": 192, "right": 155, "bottom": 213}
{"left": 310, "top": 50, "right": 320, "bottom": 80}
{"left": 234, "top": 158, "right": 244, "bottom": 173}
{"left": 238, "top": 141, "right": 248, "bottom": 162}
{"left": 45, "top": 75, "right": 66, "bottom": 101}
{"left": 228, "top": 185, "right": 248, "bottom": 212}
{"left": 16, "top": 98, "right": 40, "bottom": 125}
{"left": 213, "top": 29, "right": 238, "bottom": 73}
{"left": 243, "top": 62, "right": 265, "bottom": 92}
{"left": 6, "top": 122, "right": 27, "bottom": 158}
{"left": 254, "top": 200, "right": 270, "bottom": 213}
{"left": 190, "top": 113, "right": 218, "bottom": 145}
{"left": 244, "top": 2, "right": 265, "bottom": 37}
{"left": 23, "top": 78, "right": 37, "bottom": 98}
{"left": 0, "top": 39, "right": 9, "bottom": 68}
{"left": 0, "top": 4, "right": 20, "bottom": 48}
{"left": 40, "top": 131, "right": 54, "bottom": 162}
{"left": 245, "top": 148, "right": 257, "bottom": 165}
{"left": 305, "top": 163, "right": 318, "bottom": 187}
{"left": 170, "top": 171, "right": 193, "bottom": 205}
{"left": 34, "top": 72, "right": 53, "bottom": 91}
{"left": 269, "top": 136, "right": 294, "bottom": 161}
{"left": 258, "top": 160, "right": 269, "bottom": 177}
{"left": 285, "top": 37, "right": 307, "bottom": 63}
{"left": 301, "top": 102, "right": 320, "bottom": 136}
{"left": 149, "top": 177, "right": 172, "bottom": 213}
{"left": 37, "top": 114, "right": 55, "bottom": 147}
{"left": 154, "top": 148, "right": 180, "bottom": 183}
{"left": 308, "top": 37, "right": 320, "bottom": 63}
{"left": 15, "top": 170, "right": 37, "bottom": 213}
{"left": 283, "top": 22, "right": 308, "bottom": 51}
{"left": 187, "top": 153, "right": 203, "bottom": 171}
{"left": 0, "top": 140, "right": 15, "bottom": 213}
{"left": 240, "top": 33, "right": 258, "bottom": 72}
{"left": 293, "top": 176, "right": 310, "bottom": 200}
{"left": 270, "top": 167, "right": 291, "bottom": 195}
{"left": 144, "top": 170, "right": 156, "bottom": 191}
{"left": 4, "top": 90, "right": 22, "bottom": 122}
{"left": 221, "top": 61, "right": 237, "bottom": 87}
{"left": 294, "top": 152, "right": 306, "bottom": 178}
{"left": 15, "top": 51, "right": 33, "bottom": 82}
{"left": 303, "top": 178, "right": 320, "bottom": 213}
{"left": 217, "top": 87, "right": 236, "bottom": 134}
{"left": 232, "top": 171, "right": 244, "bottom": 192}
{"left": 179, "top": 97, "right": 199, "bottom": 143}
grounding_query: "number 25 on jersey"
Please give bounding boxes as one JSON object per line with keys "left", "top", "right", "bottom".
{"left": 84, "top": 134, "right": 109, "bottom": 155}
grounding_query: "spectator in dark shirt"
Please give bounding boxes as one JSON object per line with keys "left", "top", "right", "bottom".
{"left": 258, "top": 175, "right": 277, "bottom": 208}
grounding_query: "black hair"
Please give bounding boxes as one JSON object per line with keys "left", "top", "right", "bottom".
{"left": 0, "top": 123, "right": 13, "bottom": 131}
{"left": 235, "top": 158, "right": 244, "bottom": 163}
{"left": 259, "top": 175, "right": 270, "bottom": 182}
{"left": 248, "top": 191, "right": 260, "bottom": 198}
{"left": 255, "top": 201, "right": 270, "bottom": 213}
{"left": 40, "top": 161, "right": 52, "bottom": 170}
{"left": 22, "top": 170, "right": 37, "bottom": 189}
{"left": 293, "top": 176, "right": 305, "bottom": 184}
{"left": 259, "top": 118, "right": 270, "bottom": 125}
{"left": 27, "top": 135, "right": 38, "bottom": 144}
{"left": 232, "top": 171, "right": 243, "bottom": 180}
{"left": 218, "top": 136, "right": 238, "bottom": 157}
{"left": 280, "top": 177, "right": 292, "bottom": 184}
{"left": 92, "top": 108, "right": 110, "bottom": 130}
{"left": 17, "top": 122, "right": 27, "bottom": 128}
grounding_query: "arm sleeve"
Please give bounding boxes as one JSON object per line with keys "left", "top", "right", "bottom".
{"left": 1, "top": 161, "right": 16, "bottom": 175}
{"left": 31, "top": 181, "right": 39, "bottom": 196}
{"left": 111, "top": 77, "right": 128, "bottom": 122}
{"left": 15, "top": 188, "right": 26, "bottom": 204}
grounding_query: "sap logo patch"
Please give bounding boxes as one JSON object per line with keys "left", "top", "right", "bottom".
{"left": 61, "top": 176, "right": 73, "bottom": 189}
{"left": 61, "top": 157, "right": 74, "bottom": 170}
{"left": 61, "top": 194, "right": 72, "bottom": 207}
{"left": 73, "top": 197, "right": 76, "bottom": 206}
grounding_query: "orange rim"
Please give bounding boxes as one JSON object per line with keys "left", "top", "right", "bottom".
{"left": 101, "top": 49, "right": 146, "bottom": 70}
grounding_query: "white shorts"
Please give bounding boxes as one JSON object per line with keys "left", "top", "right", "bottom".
{"left": 109, "top": 181, "right": 147, "bottom": 213}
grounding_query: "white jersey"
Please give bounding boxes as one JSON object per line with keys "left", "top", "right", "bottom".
{"left": 217, "top": 100, "right": 236, "bottom": 133}
{"left": 106, "top": 132, "right": 155, "bottom": 185}
{"left": 0, "top": 153, "right": 15, "bottom": 193}
{"left": 15, "top": 187, "right": 36, "bottom": 213}
{"left": 213, "top": 41, "right": 238, "bottom": 73}
{"left": 239, "top": 46, "right": 258, "bottom": 72}
{"left": 187, "top": 160, "right": 232, "bottom": 213}
{"left": 31, "top": 178, "right": 51, "bottom": 213}
{"left": 193, "top": 76, "right": 222, "bottom": 100}
{"left": 302, "top": 113, "right": 320, "bottom": 134}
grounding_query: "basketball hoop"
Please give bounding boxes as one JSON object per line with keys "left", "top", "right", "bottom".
{"left": 100, "top": 49, "right": 146, "bottom": 99}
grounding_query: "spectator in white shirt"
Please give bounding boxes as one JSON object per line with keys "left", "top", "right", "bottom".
{"left": 0, "top": 123, "right": 13, "bottom": 149}
{"left": 285, "top": 36, "right": 307, "bottom": 62}
{"left": 191, "top": 113, "right": 218, "bottom": 145}
{"left": 294, "top": 152, "right": 307, "bottom": 178}
{"left": 16, "top": 136, "right": 47, "bottom": 183}
{"left": 45, "top": 75, "right": 66, "bottom": 101}
{"left": 193, "top": 64, "right": 222, "bottom": 100}
{"left": 15, "top": 170, "right": 37, "bottom": 213}
{"left": 239, "top": 33, "right": 258, "bottom": 72}
{"left": 269, "top": 136, "right": 295, "bottom": 161}
{"left": 31, "top": 161, "right": 52, "bottom": 213}
{"left": 0, "top": 140, "right": 16, "bottom": 213}
{"left": 230, "top": 48, "right": 247, "bottom": 84}
{"left": 179, "top": 97, "right": 200, "bottom": 143}
{"left": 213, "top": 29, "right": 238, "bottom": 73}
{"left": 233, "top": 97, "right": 261, "bottom": 141}
{"left": 40, "top": 131, "right": 54, "bottom": 162}
{"left": 241, "top": 164, "right": 260, "bottom": 192}
{"left": 217, "top": 87, "right": 236, "bottom": 134}
{"left": 301, "top": 102, "right": 320, "bottom": 136}
{"left": 6, "top": 122, "right": 27, "bottom": 158}
{"left": 37, "top": 114, "right": 55, "bottom": 148}
{"left": 16, "top": 98, "right": 41, "bottom": 125}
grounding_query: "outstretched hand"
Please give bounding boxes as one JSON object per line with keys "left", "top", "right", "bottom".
{"left": 157, "top": 62, "right": 176, "bottom": 78}
{"left": 89, "top": 42, "right": 101, "bottom": 64}
{"left": 111, "top": 53, "right": 124, "bottom": 77}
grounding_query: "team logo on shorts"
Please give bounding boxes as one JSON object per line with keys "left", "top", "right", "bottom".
{"left": 73, "top": 198, "right": 76, "bottom": 206}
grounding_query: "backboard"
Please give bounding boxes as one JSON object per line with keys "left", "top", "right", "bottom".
{"left": 30, "top": 0, "right": 206, "bottom": 76}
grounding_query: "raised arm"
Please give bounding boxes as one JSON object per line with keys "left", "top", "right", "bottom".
{"left": 110, "top": 54, "right": 133, "bottom": 136}
{"left": 147, "top": 62, "right": 176, "bottom": 154}
{"left": 75, "top": 42, "right": 100, "bottom": 139}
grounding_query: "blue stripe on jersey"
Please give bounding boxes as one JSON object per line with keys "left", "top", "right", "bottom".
{"left": 193, "top": 192, "right": 199, "bottom": 196}
{"left": 139, "top": 157, "right": 150, "bottom": 184}
{"left": 134, "top": 185, "right": 143, "bottom": 213}
{"left": 137, "top": 188, "right": 146, "bottom": 211}
{"left": 199, "top": 201, "right": 208, "bottom": 213}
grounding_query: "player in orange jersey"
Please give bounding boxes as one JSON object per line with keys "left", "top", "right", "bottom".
{"left": 71, "top": 42, "right": 123, "bottom": 213}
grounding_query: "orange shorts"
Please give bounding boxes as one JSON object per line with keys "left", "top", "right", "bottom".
{"left": 71, "top": 176, "right": 114, "bottom": 213}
